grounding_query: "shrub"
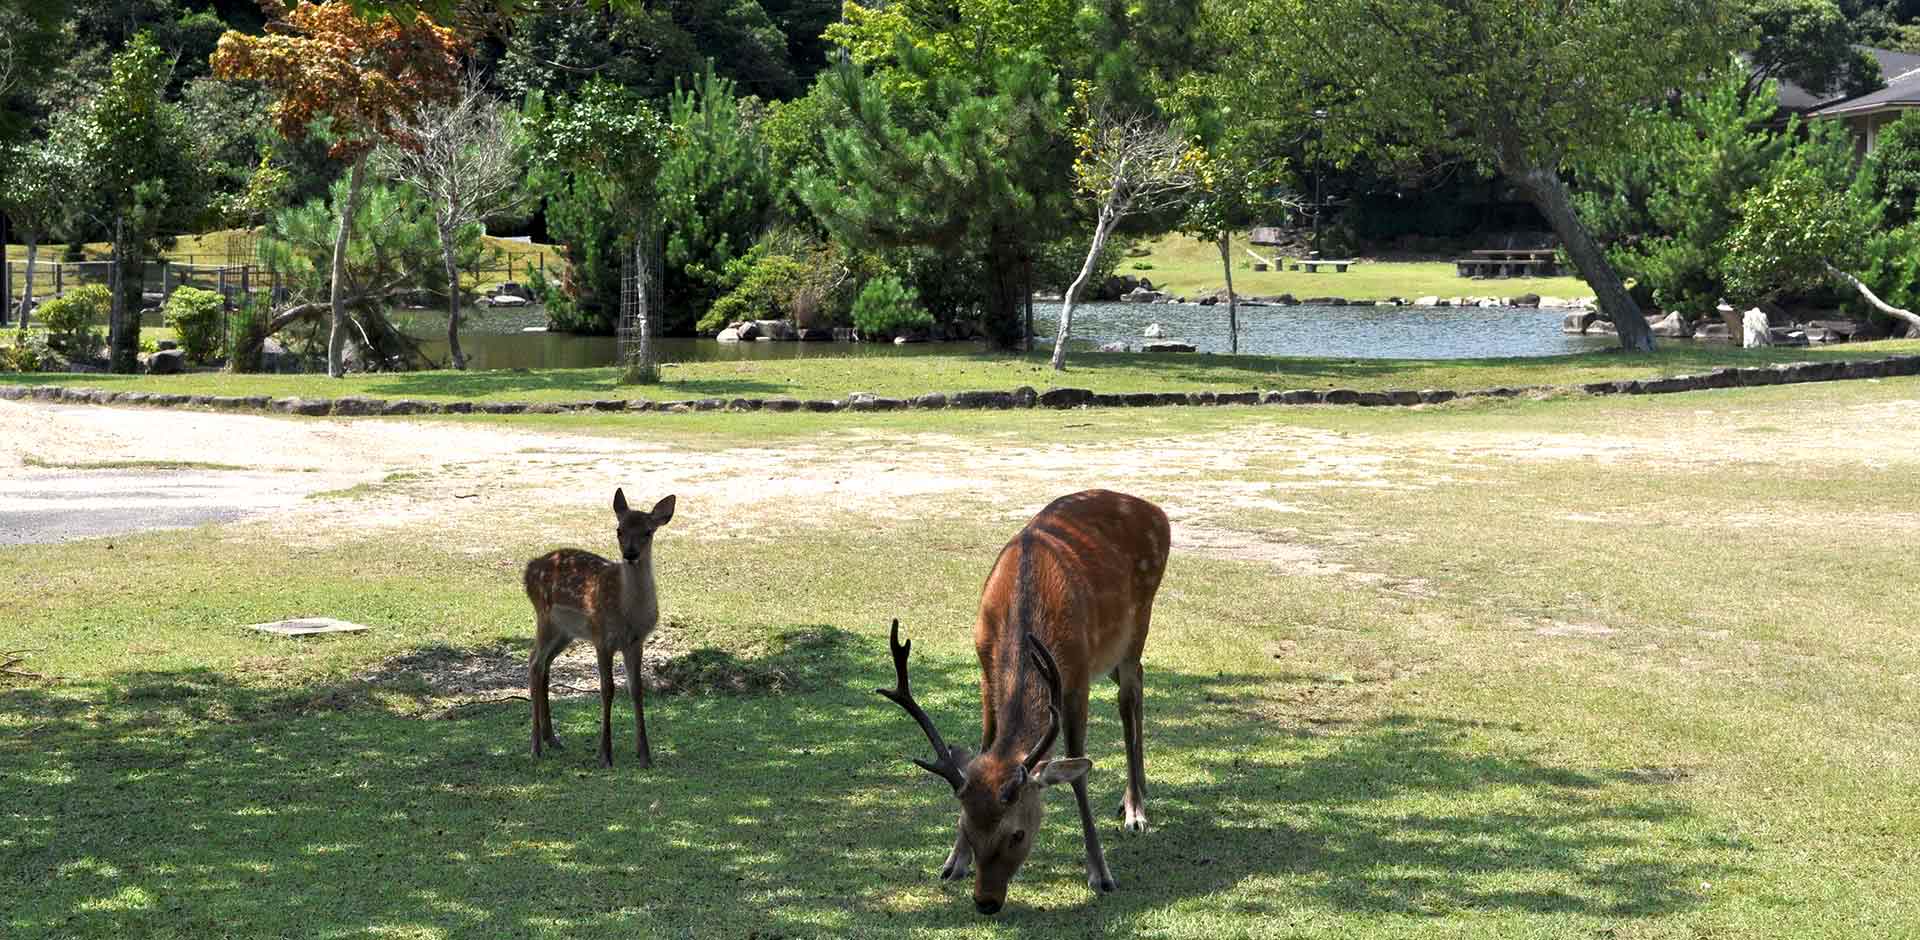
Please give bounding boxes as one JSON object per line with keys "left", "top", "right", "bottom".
{"left": 1130, "top": 261, "right": 1154, "bottom": 271}
{"left": 36, "top": 284, "right": 109, "bottom": 356}
{"left": 162, "top": 287, "right": 225, "bottom": 363}
{"left": 850, "top": 275, "right": 931, "bottom": 337}
{"left": 222, "top": 300, "right": 269, "bottom": 372}
{"left": 0, "top": 331, "right": 53, "bottom": 372}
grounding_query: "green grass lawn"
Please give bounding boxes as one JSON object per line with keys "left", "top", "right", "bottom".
{"left": 1123, "top": 231, "right": 1593, "bottom": 300}
{"left": 5, "top": 340, "right": 1919, "bottom": 404}
{"left": 3, "top": 381, "right": 1918, "bottom": 937}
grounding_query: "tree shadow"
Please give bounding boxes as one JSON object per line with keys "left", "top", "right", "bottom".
{"left": 0, "top": 643, "right": 1739, "bottom": 937}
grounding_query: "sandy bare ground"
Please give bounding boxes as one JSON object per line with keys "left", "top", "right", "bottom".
{"left": 5, "top": 389, "right": 1919, "bottom": 555}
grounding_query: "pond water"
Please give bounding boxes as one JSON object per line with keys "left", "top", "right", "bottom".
{"left": 404, "top": 300, "right": 1613, "bottom": 370}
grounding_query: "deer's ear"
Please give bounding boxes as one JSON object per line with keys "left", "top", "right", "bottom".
{"left": 1033, "top": 757, "right": 1090, "bottom": 788}
{"left": 650, "top": 494, "right": 676, "bottom": 525}
{"left": 613, "top": 488, "right": 629, "bottom": 516}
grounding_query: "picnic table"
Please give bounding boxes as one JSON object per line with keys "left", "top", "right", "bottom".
{"left": 1290, "top": 258, "right": 1357, "bottom": 273}
{"left": 1454, "top": 249, "right": 1559, "bottom": 278}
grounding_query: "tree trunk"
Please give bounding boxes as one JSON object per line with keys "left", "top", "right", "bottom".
{"left": 1218, "top": 231, "right": 1239, "bottom": 355}
{"left": 1510, "top": 164, "right": 1654, "bottom": 352}
{"left": 19, "top": 235, "right": 39, "bottom": 329}
{"left": 1052, "top": 207, "right": 1117, "bottom": 371}
{"left": 1826, "top": 262, "right": 1920, "bottom": 333}
{"left": 622, "top": 223, "right": 659, "bottom": 385}
{"left": 981, "top": 231, "right": 1026, "bottom": 350}
{"left": 327, "top": 156, "right": 369, "bottom": 378}
{"left": 109, "top": 214, "right": 144, "bottom": 374}
{"left": 440, "top": 223, "right": 466, "bottom": 370}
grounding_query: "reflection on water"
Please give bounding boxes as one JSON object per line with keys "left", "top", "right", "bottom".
{"left": 408, "top": 301, "right": 1612, "bottom": 371}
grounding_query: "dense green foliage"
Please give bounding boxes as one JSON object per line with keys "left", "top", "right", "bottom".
{"left": 659, "top": 65, "right": 775, "bottom": 335}
{"left": 848, "top": 274, "right": 929, "bottom": 336}
{"left": 161, "top": 285, "right": 224, "bottom": 362}
{"left": 1860, "top": 111, "right": 1920, "bottom": 226}
{"left": 35, "top": 283, "right": 109, "bottom": 355}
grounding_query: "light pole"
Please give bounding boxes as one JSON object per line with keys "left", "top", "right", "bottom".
{"left": 1309, "top": 109, "right": 1328, "bottom": 259}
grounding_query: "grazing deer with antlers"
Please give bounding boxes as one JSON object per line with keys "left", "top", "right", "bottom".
{"left": 524, "top": 489, "right": 676, "bottom": 769}
{"left": 879, "top": 489, "right": 1169, "bottom": 915}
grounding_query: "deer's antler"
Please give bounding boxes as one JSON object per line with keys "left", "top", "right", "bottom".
{"left": 1022, "top": 633, "right": 1064, "bottom": 772}
{"left": 876, "top": 619, "right": 967, "bottom": 791}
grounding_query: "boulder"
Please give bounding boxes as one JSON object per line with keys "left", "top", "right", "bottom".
{"left": 1123, "top": 287, "right": 1165, "bottom": 304}
{"left": 488, "top": 294, "right": 529, "bottom": 307}
{"left": 1588, "top": 318, "right": 1617, "bottom": 334}
{"left": 795, "top": 328, "right": 835, "bottom": 342}
{"left": 1098, "top": 341, "right": 1129, "bottom": 353}
{"left": 1142, "top": 322, "right": 1168, "bottom": 338}
{"left": 1808, "top": 319, "right": 1871, "bottom": 341}
{"left": 752, "top": 319, "right": 795, "bottom": 340}
{"left": 1512, "top": 293, "right": 1541, "bottom": 307}
{"left": 1562, "top": 311, "right": 1598, "bottom": 334}
{"left": 156, "top": 339, "right": 179, "bottom": 351}
{"left": 1040, "top": 387, "right": 1093, "bottom": 409}
{"left": 1196, "top": 295, "right": 1218, "bottom": 307}
{"left": 1742, "top": 308, "right": 1773, "bottom": 348}
{"left": 145, "top": 349, "right": 184, "bottom": 375}
{"left": 715, "top": 327, "right": 742, "bottom": 343}
{"left": 1141, "top": 341, "right": 1197, "bottom": 353}
{"left": 1650, "top": 311, "right": 1692, "bottom": 338}
{"left": 1413, "top": 295, "right": 1441, "bottom": 307}
{"left": 1694, "top": 322, "right": 1731, "bottom": 340}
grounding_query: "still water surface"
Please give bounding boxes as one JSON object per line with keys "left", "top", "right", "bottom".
{"left": 409, "top": 301, "right": 1611, "bottom": 370}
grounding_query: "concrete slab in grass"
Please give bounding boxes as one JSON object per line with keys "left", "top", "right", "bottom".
{"left": 248, "top": 617, "right": 373, "bottom": 637}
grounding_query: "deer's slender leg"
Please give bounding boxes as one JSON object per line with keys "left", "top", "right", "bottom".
{"left": 1064, "top": 685, "right": 1115, "bottom": 893}
{"left": 530, "top": 625, "right": 566, "bottom": 757}
{"left": 539, "top": 636, "right": 567, "bottom": 749}
{"left": 621, "top": 642, "right": 652, "bottom": 768}
{"left": 940, "top": 816, "right": 974, "bottom": 881}
{"left": 596, "top": 647, "right": 616, "bottom": 768}
{"left": 1115, "top": 659, "right": 1148, "bottom": 832}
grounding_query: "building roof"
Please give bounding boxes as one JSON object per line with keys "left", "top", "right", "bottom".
{"left": 1811, "top": 64, "right": 1920, "bottom": 118}
{"left": 1783, "top": 46, "right": 1920, "bottom": 115}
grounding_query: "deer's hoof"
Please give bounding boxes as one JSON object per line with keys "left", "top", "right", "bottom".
{"left": 1089, "top": 873, "right": 1117, "bottom": 894}
{"left": 940, "top": 860, "right": 971, "bottom": 882}
{"left": 1122, "top": 812, "right": 1149, "bottom": 834}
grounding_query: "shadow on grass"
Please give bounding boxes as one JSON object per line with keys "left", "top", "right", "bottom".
{"left": 0, "top": 639, "right": 1735, "bottom": 938}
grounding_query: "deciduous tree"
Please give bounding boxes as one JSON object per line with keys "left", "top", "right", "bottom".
{"left": 212, "top": 0, "right": 465, "bottom": 377}
{"left": 1051, "top": 92, "right": 1198, "bottom": 370}
{"left": 1216, "top": 0, "right": 1740, "bottom": 351}
{"left": 530, "top": 79, "right": 672, "bottom": 382}
{"left": 379, "top": 74, "right": 527, "bottom": 369}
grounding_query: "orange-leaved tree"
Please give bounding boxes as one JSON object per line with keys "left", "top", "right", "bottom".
{"left": 212, "top": 1, "right": 466, "bottom": 377}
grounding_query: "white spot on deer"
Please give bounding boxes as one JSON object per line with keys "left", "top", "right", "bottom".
{"left": 1137, "top": 558, "right": 1149, "bottom": 572}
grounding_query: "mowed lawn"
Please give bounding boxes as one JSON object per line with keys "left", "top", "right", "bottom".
{"left": 3, "top": 380, "right": 1918, "bottom": 938}
{"left": 1119, "top": 231, "right": 1594, "bottom": 301}
{"left": 7, "top": 340, "right": 1920, "bottom": 404}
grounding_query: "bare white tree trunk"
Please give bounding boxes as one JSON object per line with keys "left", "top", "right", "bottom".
{"left": 1826, "top": 262, "right": 1920, "bottom": 334}
{"left": 328, "top": 156, "right": 369, "bottom": 378}
{"left": 624, "top": 225, "right": 659, "bottom": 384}
{"left": 1217, "top": 231, "right": 1238, "bottom": 354}
{"left": 1051, "top": 203, "right": 1118, "bottom": 371}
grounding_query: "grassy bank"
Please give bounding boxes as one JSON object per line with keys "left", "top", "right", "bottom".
{"left": 4, "top": 340, "right": 1919, "bottom": 404}
{"left": 1123, "top": 231, "right": 1593, "bottom": 300}
{"left": 4, "top": 229, "right": 565, "bottom": 292}
{"left": 3, "top": 382, "right": 1917, "bottom": 937}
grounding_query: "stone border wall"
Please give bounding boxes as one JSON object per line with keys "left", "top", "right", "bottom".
{"left": 3, "top": 355, "right": 1917, "bottom": 418}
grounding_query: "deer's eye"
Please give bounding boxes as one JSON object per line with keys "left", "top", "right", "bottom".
{"left": 1009, "top": 830, "right": 1026, "bottom": 846}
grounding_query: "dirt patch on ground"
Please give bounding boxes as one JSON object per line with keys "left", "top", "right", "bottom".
{"left": 357, "top": 626, "right": 863, "bottom": 711}
{"left": 8, "top": 386, "right": 1920, "bottom": 570}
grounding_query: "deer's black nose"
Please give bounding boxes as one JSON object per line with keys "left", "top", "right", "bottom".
{"left": 974, "top": 898, "right": 1002, "bottom": 916}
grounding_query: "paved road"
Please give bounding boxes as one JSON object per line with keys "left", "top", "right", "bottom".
{"left": 0, "top": 468, "right": 299, "bottom": 545}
